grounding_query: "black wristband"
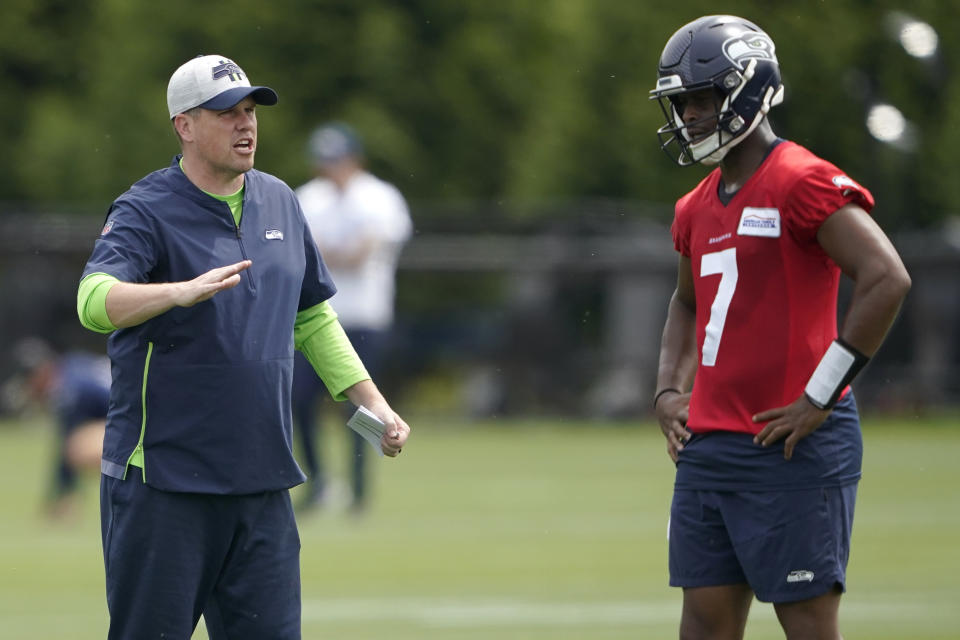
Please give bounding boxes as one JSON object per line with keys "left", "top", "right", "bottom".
{"left": 653, "top": 387, "right": 681, "bottom": 410}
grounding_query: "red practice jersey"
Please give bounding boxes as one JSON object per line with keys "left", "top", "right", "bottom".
{"left": 671, "top": 140, "right": 874, "bottom": 435}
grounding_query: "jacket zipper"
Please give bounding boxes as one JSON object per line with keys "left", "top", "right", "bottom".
{"left": 233, "top": 205, "right": 257, "bottom": 295}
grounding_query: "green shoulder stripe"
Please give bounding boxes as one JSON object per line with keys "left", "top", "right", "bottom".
{"left": 125, "top": 341, "right": 153, "bottom": 481}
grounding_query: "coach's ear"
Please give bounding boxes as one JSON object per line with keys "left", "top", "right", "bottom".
{"left": 172, "top": 112, "right": 197, "bottom": 144}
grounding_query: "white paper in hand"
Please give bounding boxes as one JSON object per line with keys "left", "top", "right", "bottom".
{"left": 346, "top": 405, "right": 386, "bottom": 457}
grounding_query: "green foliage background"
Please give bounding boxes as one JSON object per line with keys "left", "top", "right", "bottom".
{"left": 0, "top": 1, "right": 955, "bottom": 228}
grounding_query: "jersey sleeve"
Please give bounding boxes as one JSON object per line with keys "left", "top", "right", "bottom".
{"left": 783, "top": 164, "right": 875, "bottom": 244}
{"left": 81, "top": 200, "right": 160, "bottom": 283}
{"left": 671, "top": 198, "right": 692, "bottom": 257}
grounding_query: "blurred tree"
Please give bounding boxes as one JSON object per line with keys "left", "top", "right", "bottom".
{"left": 0, "top": 0, "right": 955, "bottom": 229}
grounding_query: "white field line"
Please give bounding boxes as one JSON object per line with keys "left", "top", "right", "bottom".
{"left": 304, "top": 599, "right": 672, "bottom": 627}
{"left": 302, "top": 597, "right": 949, "bottom": 628}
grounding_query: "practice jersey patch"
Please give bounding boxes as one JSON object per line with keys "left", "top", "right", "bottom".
{"left": 737, "top": 207, "right": 781, "bottom": 237}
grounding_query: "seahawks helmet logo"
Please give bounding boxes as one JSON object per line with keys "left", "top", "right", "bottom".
{"left": 722, "top": 32, "right": 777, "bottom": 70}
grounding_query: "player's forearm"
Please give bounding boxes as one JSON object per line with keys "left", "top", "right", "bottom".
{"left": 816, "top": 205, "right": 911, "bottom": 357}
{"left": 105, "top": 281, "right": 185, "bottom": 328}
{"left": 656, "top": 292, "right": 699, "bottom": 393}
{"left": 840, "top": 264, "right": 911, "bottom": 356}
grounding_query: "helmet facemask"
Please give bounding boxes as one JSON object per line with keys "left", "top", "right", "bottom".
{"left": 653, "top": 59, "right": 783, "bottom": 166}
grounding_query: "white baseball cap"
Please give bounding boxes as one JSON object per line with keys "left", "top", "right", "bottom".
{"left": 166, "top": 54, "right": 278, "bottom": 119}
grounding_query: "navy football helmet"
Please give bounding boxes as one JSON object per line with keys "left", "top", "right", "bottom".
{"left": 650, "top": 15, "right": 785, "bottom": 166}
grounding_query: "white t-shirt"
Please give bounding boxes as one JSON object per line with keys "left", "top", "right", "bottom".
{"left": 296, "top": 171, "right": 412, "bottom": 330}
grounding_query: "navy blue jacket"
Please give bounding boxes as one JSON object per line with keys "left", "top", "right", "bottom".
{"left": 82, "top": 157, "right": 336, "bottom": 494}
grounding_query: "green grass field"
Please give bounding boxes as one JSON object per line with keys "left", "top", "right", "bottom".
{"left": 1, "top": 413, "right": 958, "bottom": 639}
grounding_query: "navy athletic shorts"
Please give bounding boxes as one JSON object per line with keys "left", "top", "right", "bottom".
{"left": 668, "top": 483, "right": 857, "bottom": 603}
{"left": 101, "top": 474, "right": 301, "bottom": 639}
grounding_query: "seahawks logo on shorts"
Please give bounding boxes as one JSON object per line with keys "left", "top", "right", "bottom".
{"left": 786, "top": 570, "right": 815, "bottom": 583}
{"left": 723, "top": 32, "right": 777, "bottom": 69}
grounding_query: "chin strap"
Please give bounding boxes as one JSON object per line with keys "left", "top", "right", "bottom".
{"left": 685, "top": 59, "right": 784, "bottom": 166}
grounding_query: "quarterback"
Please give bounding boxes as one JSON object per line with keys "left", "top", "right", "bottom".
{"left": 650, "top": 15, "right": 911, "bottom": 640}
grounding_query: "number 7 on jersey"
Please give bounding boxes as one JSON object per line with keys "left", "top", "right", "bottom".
{"left": 699, "top": 247, "right": 738, "bottom": 367}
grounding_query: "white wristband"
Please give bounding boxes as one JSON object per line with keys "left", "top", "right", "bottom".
{"left": 804, "top": 339, "right": 869, "bottom": 410}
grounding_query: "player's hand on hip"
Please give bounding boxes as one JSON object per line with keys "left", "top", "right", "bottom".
{"left": 175, "top": 260, "right": 252, "bottom": 307}
{"left": 752, "top": 396, "right": 831, "bottom": 460}
{"left": 655, "top": 391, "right": 691, "bottom": 463}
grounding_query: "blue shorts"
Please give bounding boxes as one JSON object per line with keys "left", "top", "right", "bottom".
{"left": 669, "top": 483, "right": 857, "bottom": 603}
{"left": 101, "top": 474, "right": 301, "bottom": 639}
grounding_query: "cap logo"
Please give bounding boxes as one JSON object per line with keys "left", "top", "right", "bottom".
{"left": 722, "top": 32, "right": 777, "bottom": 70}
{"left": 212, "top": 60, "right": 245, "bottom": 82}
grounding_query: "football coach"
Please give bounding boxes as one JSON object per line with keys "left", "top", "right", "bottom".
{"left": 77, "top": 53, "right": 410, "bottom": 639}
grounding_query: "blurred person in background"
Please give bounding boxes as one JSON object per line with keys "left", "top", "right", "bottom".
{"left": 292, "top": 122, "right": 412, "bottom": 513}
{"left": 10, "top": 337, "right": 108, "bottom": 520}
{"left": 76, "top": 55, "right": 409, "bottom": 639}
{"left": 649, "top": 15, "right": 910, "bottom": 640}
